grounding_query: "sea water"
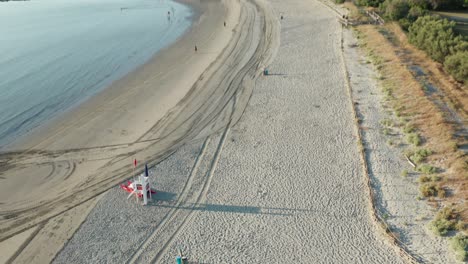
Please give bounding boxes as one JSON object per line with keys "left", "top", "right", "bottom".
{"left": 0, "top": 0, "right": 192, "bottom": 148}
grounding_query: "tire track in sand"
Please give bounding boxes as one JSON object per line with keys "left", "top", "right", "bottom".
{"left": 125, "top": 122, "right": 231, "bottom": 264}
{"left": 150, "top": 124, "right": 230, "bottom": 264}
{"left": 126, "top": 137, "right": 210, "bottom": 264}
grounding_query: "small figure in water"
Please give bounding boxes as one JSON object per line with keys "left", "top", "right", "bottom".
{"left": 194, "top": 45, "right": 198, "bottom": 52}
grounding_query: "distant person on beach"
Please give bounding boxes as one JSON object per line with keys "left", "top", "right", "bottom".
{"left": 224, "top": 21, "right": 226, "bottom": 27}
{"left": 194, "top": 45, "right": 198, "bottom": 52}
{"left": 281, "top": 15, "right": 283, "bottom": 20}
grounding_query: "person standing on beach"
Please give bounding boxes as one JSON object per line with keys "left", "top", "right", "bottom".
{"left": 194, "top": 45, "right": 198, "bottom": 52}
{"left": 224, "top": 21, "right": 226, "bottom": 27}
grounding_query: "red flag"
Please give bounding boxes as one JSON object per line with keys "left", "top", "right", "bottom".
{"left": 133, "top": 159, "right": 137, "bottom": 167}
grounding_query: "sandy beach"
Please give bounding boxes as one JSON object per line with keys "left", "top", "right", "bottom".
{"left": 2, "top": 0, "right": 455, "bottom": 263}
{"left": 1, "top": 0, "right": 277, "bottom": 262}
{"left": 48, "top": 0, "right": 409, "bottom": 262}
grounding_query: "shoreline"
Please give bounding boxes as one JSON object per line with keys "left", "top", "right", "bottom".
{"left": 0, "top": 0, "right": 193, "bottom": 150}
{"left": 0, "top": 0, "right": 243, "bottom": 260}
{"left": 5, "top": 0, "right": 199, "bottom": 152}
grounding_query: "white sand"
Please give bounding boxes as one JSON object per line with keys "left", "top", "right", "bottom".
{"left": 54, "top": 0, "right": 411, "bottom": 263}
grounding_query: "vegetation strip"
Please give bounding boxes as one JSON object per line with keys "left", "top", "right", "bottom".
{"left": 344, "top": 1, "right": 467, "bottom": 259}
{"left": 338, "top": 24, "right": 421, "bottom": 263}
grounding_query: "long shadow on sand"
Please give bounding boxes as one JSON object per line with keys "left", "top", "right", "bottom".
{"left": 150, "top": 202, "right": 308, "bottom": 216}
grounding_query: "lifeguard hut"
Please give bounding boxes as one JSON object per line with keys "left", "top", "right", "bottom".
{"left": 120, "top": 164, "right": 156, "bottom": 205}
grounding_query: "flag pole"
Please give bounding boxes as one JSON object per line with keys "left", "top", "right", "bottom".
{"left": 133, "top": 158, "right": 137, "bottom": 183}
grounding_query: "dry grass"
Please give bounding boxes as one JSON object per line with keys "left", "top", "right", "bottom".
{"left": 354, "top": 23, "right": 468, "bottom": 222}
{"left": 342, "top": 1, "right": 370, "bottom": 24}
{"left": 387, "top": 23, "right": 468, "bottom": 116}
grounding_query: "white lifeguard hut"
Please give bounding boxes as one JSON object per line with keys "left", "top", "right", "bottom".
{"left": 120, "top": 163, "right": 155, "bottom": 205}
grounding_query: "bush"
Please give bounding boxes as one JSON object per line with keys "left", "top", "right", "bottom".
{"left": 408, "top": 16, "right": 465, "bottom": 63}
{"left": 406, "top": 132, "right": 421, "bottom": 146}
{"left": 398, "top": 18, "right": 412, "bottom": 31}
{"left": 431, "top": 218, "right": 455, "bottom": 235}
{"left": 401, "top": 169, "right": 409, "bottom": 177}
{"left": 420, "top": 182, "right": 445, "bottom": 197}
{"left": 417, "top": 164, "right": 437, "bottom": 174}
{"left": 444, "top": 51, "right": 468, "bottom": 83}
{"left": 431, "top": 175, "right": 441, "bottom": 181}
{"left": 335, "top": 0, "right": 345, "bottom": 3}
{"left": 381, "top": 0, "right": 410, "bottom": 20}
{"left": 450, "top": 234, "right": 468, "bottom": 261}
{"left": 408, "top": 5, "right": 427, "bottom": 20}
{"left": 418, "top": 175, "right": 431, "bottom": 183}
{"left": 356, "top": 0, "right": 385, "bottom": 7}
{"left": 409, "top": 148, "right": 432, "bottom": 163}
{"left": 403, "top": 124, "right": 415, "bottom": 134}
{"left": 430, "top": 207, "right": 458, "bottom": 236}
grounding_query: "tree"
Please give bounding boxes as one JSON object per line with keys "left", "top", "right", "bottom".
{"left": 444, "top": 51, "right": 468, "bottom": 83}
{"left": 408, "top": 15, "right": 463, "bottom": 62}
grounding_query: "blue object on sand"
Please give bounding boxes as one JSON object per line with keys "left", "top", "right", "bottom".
{"left": 176, "top": 256, "right": 182, "bottom": 264}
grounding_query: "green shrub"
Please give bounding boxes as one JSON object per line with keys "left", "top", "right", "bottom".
{"left": 408, "top": 15, "right": 465, "bottom": 63}
{"left": 444, "top": 51, "right": 468, "bottom": 84}
{"left": 401, "top": 169, "right": 409, "bottom": 177}
{"left": 419, "top": 182, "right": 445, "bottom": 197}
{"left": 398, "top": 18, "right": 412, "bottom": 31}
{"left": 403, "top": 124, "right": 415, "bottom": 134}
{"left": 356, "top": 0, "right": 385, "bottom": 7}
{"left": 381, "top": 0, "right": 410, "bottom": 20}
{"left": 450, "top": 234, "right": 468, "bottom": 261}
{"left": 407, "top": 5, "right": 427, "bottom": 19}
{"left": 410, "top": 148, "right": 432, "bottom": 163}
{"left": 420, "top": 183, "right": 437, "bottom": 196}
{"left": 430, "top": 207, "right": 458, "bottom": 236}
{"left": 417, "top": 164, "right": 437, "bottom": 174}
{"left": 406, "top": 132, "right": 421, "bottom": 146}
{"left": 431, "top": 218, "right": 455, "bottom": 235}
{"left": 418, "top": 175, "right": 431, "bottom": 183}
{"left": 335, "top": 0, "right": 345, "bottom": 3}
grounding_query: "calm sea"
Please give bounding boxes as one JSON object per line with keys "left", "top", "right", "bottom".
{"left": 0, "top": 0, "right": 192, "bottom": 148}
